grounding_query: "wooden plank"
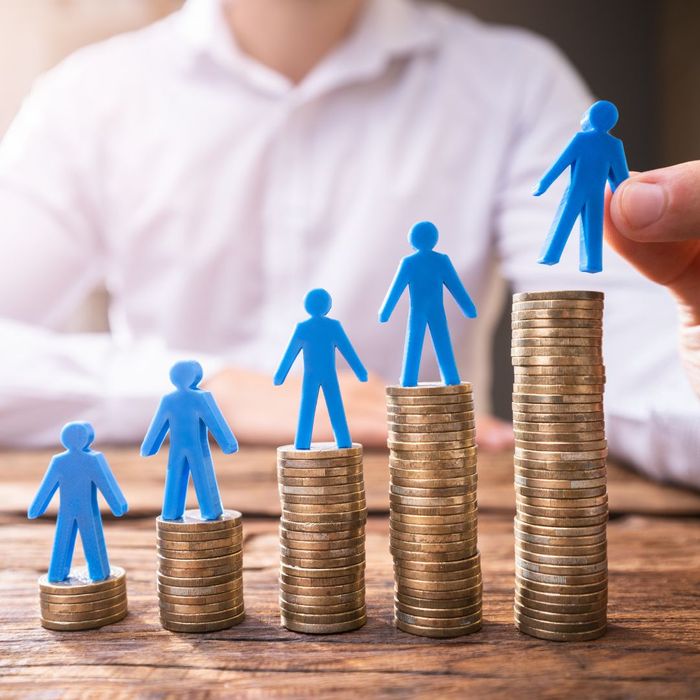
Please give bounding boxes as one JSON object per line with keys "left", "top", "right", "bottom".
{"left": 4, "top": 447, "right": 700, "bottom": 518}
{"left": 1, "top": 513, "right": 699, "bottom": 698}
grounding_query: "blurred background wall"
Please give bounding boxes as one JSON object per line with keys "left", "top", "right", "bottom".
{"left": 0, "top": 0, "right": 697, "bottom": 416}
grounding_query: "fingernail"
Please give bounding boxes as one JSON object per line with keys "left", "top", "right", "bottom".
{"left": 620, "top": 182, "right": 667, "bottom": 229}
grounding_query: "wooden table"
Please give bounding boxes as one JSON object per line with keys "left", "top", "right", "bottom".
{"left": 2, "top": 448, "right": 699, "bottom": 698}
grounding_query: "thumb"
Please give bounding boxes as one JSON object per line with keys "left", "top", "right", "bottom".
{"left": 610, "top": 161, "right": 700, "bottom": 242}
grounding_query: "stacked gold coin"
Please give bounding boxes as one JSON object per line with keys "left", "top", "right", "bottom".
{"left": 156, "top": 509, "right": 244, "bottom": 633}
{"left": 387, "top": 383, "right": 482, "bottom": 638}
{"left": 512, "top": 290, "right": 608, "bottom": 642}
{"left": 277, "top": 443, "right": 367, "bottom": 634}
{"left": 38, "top": 566, "right": 128, "bottom": 631}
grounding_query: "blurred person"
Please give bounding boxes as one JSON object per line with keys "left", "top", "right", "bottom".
{"left": 0, "top": 0, "right": 698, "bottom": 488}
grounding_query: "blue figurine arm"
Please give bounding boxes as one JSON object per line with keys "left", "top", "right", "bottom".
{"left": 608, "top": 140, "right": 630, "bottom": 193}
{"left": 379, "top": 260, "right": 409, "bottom": 323}
{"left": 93, "top": 453, "right": 129, "bottom": 517}
{"left": 140, "top": 402, "right": 170, "bottom": 457}
{"left": 442, "top": 258, "right": 478, "bottom": 318}
{"left": 334, "top": 323, "right": 368, "bottom": 382}
{"left": 27, "top": 459, "right": 60, "bottom": 519}
{"left": 274, "top": 328, "right": 304, "bottom": 386}
{"left": 533, "top": 135, "right": 580, "bottom": 196}
{"left": 200, "top": 392, "right": 239, "bottom": 454}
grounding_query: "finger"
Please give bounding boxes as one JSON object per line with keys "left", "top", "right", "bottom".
{"left": 610, "top": 161, "right": 700, "bottom": 242}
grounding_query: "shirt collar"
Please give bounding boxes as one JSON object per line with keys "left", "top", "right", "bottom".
{"left": 176, "top": 0, "right": 439, "bottom": 99}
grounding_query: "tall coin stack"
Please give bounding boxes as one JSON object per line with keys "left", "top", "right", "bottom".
{"left": 511, "top": 290, "right": 608, "bottom": 642}
{"left": 39, "top": 566, "right": 128, "bottom": 631}
{"left": 387, "top": 383, "right": 482, "bottom": 638}
{"left": 277, "top": 444, "right": 367, "bottom": 634}
{"left": 157, "top": 509, "right": 245, "bottom": 633}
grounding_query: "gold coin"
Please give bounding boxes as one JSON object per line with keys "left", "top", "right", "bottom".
{"left": 512, "top": 384, "right": 604, "bottom": 397}
{"left": 515, "top": 463, "right": 607, "bottom": 479}
{"left": 388, "top": 411, "right": 475, "bottom": 424}
{"left": 280, "top": 533, "right": 364, "bottom": 550}
{"left": 389, "top": 494, "right": 477, "bottom": 509}
{"left": 161, "top": 610, "right": 245, "bottom": 633}
{"left": 512, "top": 320, "right": 602, "bottom": 331}
{"left": 281, "top": 562, "right": 364, "bottom": 578}
{"left": 40, "top": 591, "right": 126, "bottom": 615}
{"left": 279, "top": 598, "right": 365, "bottom": 616}
{"left": 157, "top": 526, "right": 242, "bottom": 543}
{"left": 280, "top": 515, "right": 366, "bottom": 530}
{"left": 389, "top": 421, "right": 475, "bottom": 434}
{"left": 514, "top": 602, "right": 605, "bottom": 625}
{"left": 514, "top": 518, "right": 606, "bottom": 539}
{"left": 390, "top": 482, "right": 472, "bottom": 497}
{"left": 157, "top": 552, "right": 241, "bottom": 570}
{"left": 514, "top": 609, "right": 606, "bottom": 634}
{"left": 512, "top": 309, "right": 603, "bottom": 320}
{"left": 395, "top": 574, "right": 481, "bottom": 593}
{"left": 277, "top": 443, "right": 362, "bottom": 460}
{"left": 386, "top": 383, "right": 472, "bottom": 397}
{"left": 41, "top": 607, "right": 128, "bottom": 631}
{"left": 514, "top": 457, "right": 607, "bottom": 472}
{"left": 512, "top": 329, "right": 602, "bottom": 341}
{"left": 512, "top": 394, "right": 602, "bottom": 406}
{"left": 514, "top": 428, "right": 605, "bottom": 442}
{"left": 40, "top": 584, "right": 126, "bottom": 605}
{"left": 41, "top": 600, "right": 128, "bottom": 623}
{"left": 393, "top": 562, "right": 480, "bottom": 580}
{"left": 514, "top": 363, "right": 604, "bottom": 375}
{"left": 388, "top": 426, "right": 476, "bottom": 440}
{"left": 280, "top": 572, "right": 362, "bottom": 588}
{"left": 387, "top": 402, "right": 473, "bottom": 415}
{"left": 281, "top": 553, "right": 365, "bottom": 569}
{"left": 158, "top": 545, "right": 241, "bottom": 561}
{"left": 515, "top": 537, "right": 607, "bottom": 557}
{"left": 389, "top": 511, "right": 471, "bottom": 526}
{"left": 515, "top": 474, "right": 606, "bottom": 490}
{"left": 158, "top": 587, "right": 242, "bottom": 604}
{"left": 38, "top": 567, "right": 126, "bottom": 596}
{"left": 395, "top": 617, "right": 481, "bottom": 638}
{"left": 395, "top": 608, "right": 481, "bottom": 628}
{"left": 516, "top": 511, "right": 608, "bottom": 528}
{"left": 156, "top": 534, "right": 242, "bottom": 551}
{"left": 514, "top": 420, "right": 606, "bottom": 434}
{"left": 513, "top": 300, "right": 603, "bottom": 311}
{"left": 279, "top": 471, "right": 364, "bottom": 486}
{"left": 160, "top": 606, "right": 245, "bottom": 631}
{"left": 160, "top": 598, "right": 243, "bottom": 615}
{"left": 390, "top": 519, "right": 476, "bottom": 536}
{"left": 156, "top": 510, "right": 241, "bottom": 534}
{"left": 516, "top": 564, "right": 608, "bottom": 586}
{"left": 511, "top": 347, "right": 603, "bottom": 359}
{"left": 389, "top": 449, "right": 475, "bottom": 461}
{"left": 516, "top": 502, "right": 608, "bottom": 520}
{"left": 157, "top": 577, "right": 243, "bottom": 602}
{"left": 279, "top": 481, "right": 365, "bottom": 496}
{"left": 513, "top": 400, "right": 603, "bottom": 413}
{"left": 280, "top": 580, "right": 363, "bottom": 596}
{"left": 516, "top": 617, "right": 606, "bottom": 642}
{"left": 515, "top": 448, "right": 608, "bottom": 462}
{"left": 279, "top": 541, "right": 363, "bottom": 558}
{"left": 513, "top": 291, "right": 604, "bottom": 303}
{"left": 391, "top": 529, "right": 477, "bottom": 546}
{"left": 281, "top": 525, "right": 364, "bottom": 541}
{"left": 516, "top": 552, "right": 607, "bottom": 574}
{"left": 514, "top": 574, "right": 607, "bottom": 597}
{"left": 391, "top": 544, "right": 477, "bottom": 562}
{"left": 516, "top": 549, "right": 607, "bottom": 569}
{"left": 396, "top": 582, "right": 481, "bottom": 601}
{"left": 395, "top": 599, "right": 481, "bottom": 619}
{"left": 279, "top": 602, "right": 365, "bottom": 624}
{"left": 515, "top": 583, "right": 607, "bottom": 605}
{"left": 515, "top": 529, "right": 606, "bottom": 550}
{"left": 389, "top": 454, "right": 476, "bottom": 469}
{"left": 390, "top": 477, "right": 477, "bottom": 492}
{"left": 514, "top": 440, "right": 608, "bottom": 454}
{"left": 511, "top": 336, "right": 601, "bottom": 348}
{"left": 516, "top": 493, "right": 608, "bottom": 507}
{"left": 280, "top": 495, "right": 367, "bottom": 509}
{"left": 390, "top": 469, "right": 477, "bottom": 485}
{"left": 280, "top": 615, "right": 366, "bottom": 634}
{"left": 388, "top": 437, "right": 474, "bottom": 450}
{"left": 277, "top": 457, "right": 363, "bottom": 470}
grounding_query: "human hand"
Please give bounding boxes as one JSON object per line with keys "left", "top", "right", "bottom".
{"left": 605, "top": 161, "right": 700, "bottom": 393}
{"left": 205, "top": 367, "right": 388, "bottom": 447}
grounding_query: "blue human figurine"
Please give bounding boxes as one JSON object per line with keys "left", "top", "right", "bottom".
{"left": 534, "top": 99, "right": 630, "bottom": 273}
{"left": 27, "top": 422, "right": 128, "bottom": 583}
{"left": 274, "top": 289, "right": 368, "bottom": 450}
{"left": 141, "top": 360, "right": 238, "bottom": 521}
{"left": 379, "top": 221, "right": 477, "bottom": 387}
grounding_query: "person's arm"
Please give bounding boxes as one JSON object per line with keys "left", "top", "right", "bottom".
{"left": 92, "top": 453, "right": 129, "bottom": 517}
{"left": 378, "top": 260, "right": 409, "bottom": 323}
{"left": 442, "top": 257, "right": 478, "bottom": 319}
{"left": 140, "top": 400, "right": 170, "bottom": 457}
{"left": 199, "top": 392, "right": 239, "bottom": 454}
{"left": 273, "top": 328, "right": 304, "bottom": 386}
{"left": 27, "top": 459, "right": 60, "bottom": 519}
{"left": 334, "top": 322, "right": 368, "bottom": 383}
{"left": 0, "top": 59, "right": 226, "bottom": 447}
{"left": 532, "top": 135, "right": 580, "bottom": 196}
{"left": 493, "top": 37, "right": 700, "bottom": 489}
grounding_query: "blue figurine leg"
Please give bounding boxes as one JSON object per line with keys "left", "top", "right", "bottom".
{"left": 322, "top": 378, "right": 352, "bottom": 449}
{"left": 162, "top": 454, "right": 190, "bottom": 520}
{"left": 48, "top": 513, "right": 78, "bottom": 583}
{"left": 190, "top": 453, "right": 224, "bottom": 521}
{"left": 401, "top": 314, "right": 427, "bottom": 387}
{"left": 78, "top": 513, "right": 111, "bottom": 582}
{"left": 579, "top": 194, "right": 605, "bottom": 273}
{"left": 295, "top": 379, "right": 321, "bottom": 449}
{"left": 428, "top": 311, "right": 461, "bottom": 386}
{"left": 538, "top": 187, "right": 585, "bottom": 266}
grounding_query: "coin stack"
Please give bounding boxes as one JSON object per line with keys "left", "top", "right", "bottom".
{"left": 277, "top": 443, "right": 367, "bottom": 634}
{"left": 387, "top": 383, "right": 482, "bottom": 638}
{"left": 38, "top": 566, "right": 128, "bottom": 631}
{"left": 512, "top": 290, "right": 608, "bottom": 642}
{"left": 156, "top": 509, "right": 244, "bottom": 633}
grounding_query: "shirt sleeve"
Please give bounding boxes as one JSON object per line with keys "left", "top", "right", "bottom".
{"left": 493, "top": 36, "right": 700, "bottom": 489}
{"left": 0, "top": 59, "right": 223, "bottom": 447}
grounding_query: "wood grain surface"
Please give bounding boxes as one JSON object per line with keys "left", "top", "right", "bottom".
{"left": 1, "top": 448, "right": 699, "bottom": 698}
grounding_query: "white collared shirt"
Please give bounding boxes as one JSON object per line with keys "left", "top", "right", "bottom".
{"left": 0, "top": 0, "right": 698, "bottom": 487}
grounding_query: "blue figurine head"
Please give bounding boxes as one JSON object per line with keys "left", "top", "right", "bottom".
{"left": 60, "top": 422, "right": 95, "bottom": 451}
{"left": 582, "top": 100, "right": 618, "bottom": 133}
{"left": 170, "top": 360, "right": 203, "bottom": 390}
{"left": 409, "top": 221, "right": 439, "bottom": 251}
{"left": 305, "top": 288, "right": 332, "bottom": 317}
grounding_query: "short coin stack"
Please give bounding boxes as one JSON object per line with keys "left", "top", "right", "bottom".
{"left": 511, "top": 290, "right": 608, "bottom": 641}
{"left": 156, "top": 509, "right": 244, "bottom": 633}
{"left": 277, "top": 443, "right": 367, "bottom": 634}
{"left": 387, "top": 383, "right": 482, "bottom": 638}
{"left": 38, "top": 566, "right": 128, "bottom": 631}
